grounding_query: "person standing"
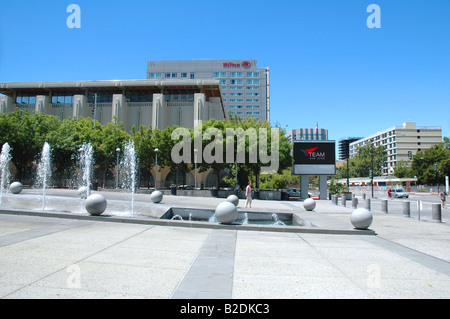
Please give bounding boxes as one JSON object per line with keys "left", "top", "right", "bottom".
{"left": 234, "top": 182, "right": 240, "bottom": 197}
{"left": 245, "top": 181, "right": 252, "bottom": 208}
{"left": 440, "top": 190, "right": 447, "bottom": 208}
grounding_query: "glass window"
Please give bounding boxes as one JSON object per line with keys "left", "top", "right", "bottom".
{"left": 181, "top": 73, "right": 187, "bottom": 78}
{"left": 190, "top": 73, "right": 195, "bottom": 79}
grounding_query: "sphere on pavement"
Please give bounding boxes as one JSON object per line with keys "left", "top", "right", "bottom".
{"left": 150, "top": 190, "right": 163, "bottom": 203}
{"left": 10, "top": 182, "right": 23, "bottom": 194}
{"left": 215, "top": 201, "right": 238, "bottom": 224}
{"left": 226, "top": 194, "right": 239, "bottom": 206}
{"left": 303, "top": 198, "right": 316, "bottom": 211}
{"left": 85, "top": 194, "right": 107, "bottom": 216}
{"left": 350, "top": 208, "right": 373, "bottom": 230}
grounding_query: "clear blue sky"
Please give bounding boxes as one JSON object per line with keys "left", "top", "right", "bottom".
{"left": 0, "top": 0, "right": 449, "bottom": 141}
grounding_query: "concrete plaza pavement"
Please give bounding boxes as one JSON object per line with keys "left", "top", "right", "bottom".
{"left": 0, "top": 189, "right": 449, "bottom": 299}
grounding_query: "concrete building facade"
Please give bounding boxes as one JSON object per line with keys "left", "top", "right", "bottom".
{"left": 349, "top": 122, "right": 442, "bottom": 175}
{"left": 147, "top": 60, "right": 270, "bottom": 122}
{"left": 0, "top": 79, "right": 225, "bottom": 132}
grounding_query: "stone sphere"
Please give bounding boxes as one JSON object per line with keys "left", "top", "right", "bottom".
{"left": 226, "top": 194, "right": 239, "bottom": 206}
{"left": 150, "top": 190, "right": 163, "bottom": 203}
{"left": 78, "top": 186, "right": 88, "bottom": 199}
{"left": 85, "top": 194, "right": 107, "bottom": 216}
{"left": 303, "top": 198, "right": 316, "bottom": 211}
{"left": 215, "top": 201, "right": 238, "bottom": 224}
{"left": 350, "top": 208, "right": 373, "bottom": 230}
{"left": 10, "top": 182, "right": 23, "bottom": 194}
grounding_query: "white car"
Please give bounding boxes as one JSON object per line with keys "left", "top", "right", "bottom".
{"left": 392, "top": 189, "right": 409, "bottom": 198}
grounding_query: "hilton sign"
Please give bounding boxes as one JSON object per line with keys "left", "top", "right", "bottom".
{"left": 223, "top": 61, "right": 252, "bottom": 68}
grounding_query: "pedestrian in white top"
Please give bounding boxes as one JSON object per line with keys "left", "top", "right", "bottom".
{"left": 245, "top": 181, "right": 252, "bottom": 208}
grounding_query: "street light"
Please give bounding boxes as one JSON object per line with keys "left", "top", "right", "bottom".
{"left": 116, "top": 148, "right": 120, "bottom": 189}
{"left": 154, "top": 148, "right": 159, "bottom": 190}
{"left": 194, "top": 148, "right": 198, "bottom": 189}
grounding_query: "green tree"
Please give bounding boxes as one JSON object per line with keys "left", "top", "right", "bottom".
{"left": 0, "top": 109, "right": 61, "bottom": 182}
{"left": 350, "top": 142, "right": 387, "bottom": 177}
{"left": 393, "top": 160, "right": 414, "bottom": 178}
{"left": 132, "top": 126, "right": 158, "bottom": 188}
{"left": 411, "top": 137, "right": 450, "bottom": 185}
{"left": 94, "top": 121, "right": 130, "bottom": 187}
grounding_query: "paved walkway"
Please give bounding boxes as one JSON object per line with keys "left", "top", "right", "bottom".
{"left": 0, "top": 189, "right": 449, "bottom": 299}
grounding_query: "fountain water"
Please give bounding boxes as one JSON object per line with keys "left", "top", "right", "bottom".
{"left": 37, "top": 142, "right": 51, "bottom": 210}
{"left": 78, "top": 142, "right": 94, "bottom": 198}
{"left": 242, "top": 212, "right": 249, "bottom": 225}
{"left": 121, "top": 140, "right": 137, "bottom": 216}
{"left": 272, "top": 213, "right": 286, "bottom": 226}
{"left": 0, "top": 143, "right": 12, "bottom": 206}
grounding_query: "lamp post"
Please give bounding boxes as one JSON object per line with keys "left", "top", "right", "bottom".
{"left": 155, "top": 148, "right": 159, "bottom": 190}
{"left": 371, "top": 144, "right": 374, "bottom": 198}
{"left": 116, "top": 147, "right": 120, "bottom": 189}
{"left": 434, "top": 163, "right": 439, "bottom": 193}
{"left": 194, "top": 148, "right": 198, "bottom": 189}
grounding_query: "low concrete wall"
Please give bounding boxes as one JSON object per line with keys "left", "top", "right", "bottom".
{"left": 139, "top": 189, "right": 282, "bottom": 200}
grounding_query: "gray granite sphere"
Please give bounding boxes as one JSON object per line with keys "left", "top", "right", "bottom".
{"left": 215, "top": 201, "right": 238, "bottom": 224}
{"left": 226, "top": 194, "right": 239, "bottom": 206}
{"left": 303, "top": 198, "right": 316, "bottom": 211}
{"left": 350, "top": 208, "right": 373, "bottom": 230}
{"left": 10, "top": 182, "right": 23, "bottom": 194}
{"left": 150, "top": 190, "right": 163, "bottom": 203}
{"left": 78, "top": 186, "right": 88, "bottom": 199}
{"left": 85, "top": 194, "right": 107, "bottom": 216}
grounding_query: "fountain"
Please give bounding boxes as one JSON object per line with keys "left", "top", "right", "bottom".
{"left": 0, "top": 142, "right": 12, "bottom": 206}
{"left": 78, "top": 142, "right": 94, "bottom": 198}
{"left": 37, "top": 142, "right": 51, "bottom": 210}
{"left": 121, "top": 140, "right": 137, "bottom": 216}
{"left": 271, "top": 213, "right": 286, "bottom": 226}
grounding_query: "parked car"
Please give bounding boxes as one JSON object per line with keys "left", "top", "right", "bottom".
{"left": 285, "top": 188, "right": 312, "bottom": 200}
{"left": 285, "top": 188, "right": 301, "bottom": 200}
{"left": 392, "top": 189, "right": 409, "bottom": 198}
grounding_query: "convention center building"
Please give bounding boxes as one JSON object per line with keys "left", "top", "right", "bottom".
{"left": 0, "top": 79, "right": 225, "bottom": 132}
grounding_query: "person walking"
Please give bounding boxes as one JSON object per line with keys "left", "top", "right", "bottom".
{"left": 440, "top": 190, "right": 447, "bottom": 208}
{"left": 245, "top": 181, "right": 252, "bottom": 208}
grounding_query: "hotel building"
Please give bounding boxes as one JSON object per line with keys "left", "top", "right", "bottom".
{"left": 147, "top": 60, "right": 270, "bottom": 122}
{"left": 349, "top": 122, "right": 442, "bottom": 175}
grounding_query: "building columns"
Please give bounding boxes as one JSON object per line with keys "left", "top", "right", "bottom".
{"left": 73, "top": 95, "right": 89, "bottom": 119}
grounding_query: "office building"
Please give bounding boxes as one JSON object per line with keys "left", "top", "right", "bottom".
{"left": 339, "top": 137, "right": 363, "bottom": 160}
{"left": 288, "top": 127, "right": 328, "bottom": 143}
{"left": 349, "top": 122, "right": 442, "bottom": 175}
{"left": 147, "top": 60, "right": 270, "bottom": 122}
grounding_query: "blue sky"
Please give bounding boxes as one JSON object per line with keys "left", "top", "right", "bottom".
{"left": 0, "top": 0, "right": 449, "bottom": 142}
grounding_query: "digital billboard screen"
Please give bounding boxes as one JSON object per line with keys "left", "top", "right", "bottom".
{"left": 293, "top": 141, "right": 336, "bottom": 165}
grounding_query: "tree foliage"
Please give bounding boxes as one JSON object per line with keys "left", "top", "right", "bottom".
{"left": 0, "top": 110, "right": 293, "bottom": 189}
{"left": 411, "top": 137, "right": 450, "bottom": 185}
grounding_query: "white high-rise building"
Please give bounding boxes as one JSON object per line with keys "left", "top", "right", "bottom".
{"left": 349, "top": 122, "right": 442, "bottom": 175}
